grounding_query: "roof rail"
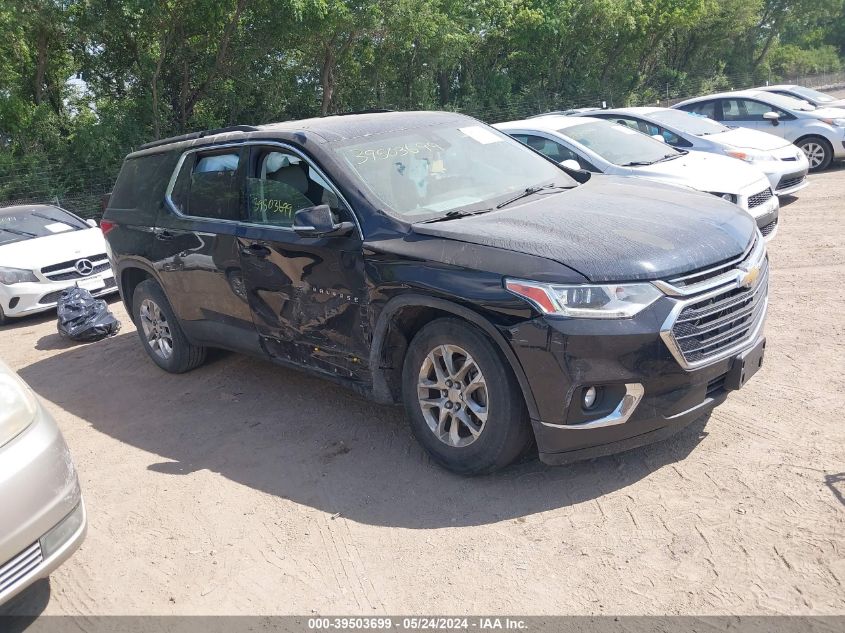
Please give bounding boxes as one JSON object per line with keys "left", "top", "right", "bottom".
{"left": 138, "top": 124, "right": 260, "bottom": 150}
{"left": 331, "top": 108, "right": 395, "bottom": 116}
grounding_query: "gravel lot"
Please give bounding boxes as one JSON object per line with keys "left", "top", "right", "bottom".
{"left": 1, "top": 162, "right": 844, "bottom": 617}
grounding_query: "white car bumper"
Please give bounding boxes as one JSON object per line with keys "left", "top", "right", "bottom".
{"left": 0, "top": 270, "right": 117, "bottom": 319}
{"left": 739, "top": 185, "right": 780, "bottom": 242}
{"left": 758, "top": 150, "right": 810, "bottom": 196}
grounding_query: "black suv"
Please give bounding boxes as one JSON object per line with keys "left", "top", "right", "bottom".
{"left": 102, "top": 111, "right": 768, "bottom": 474}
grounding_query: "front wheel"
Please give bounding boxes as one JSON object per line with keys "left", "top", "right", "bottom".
{"left": 132, "top": 279, "right": 207, "bottom": 373}
{"left": 797, "top": 136, "right": 833, "bottom": 171}
{"left": 402, "top": 318, "right": 533, "bottom": 475}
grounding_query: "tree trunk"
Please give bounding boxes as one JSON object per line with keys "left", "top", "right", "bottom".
{"left": 320, "top": 48, "right": 336, "bottom": 116}
{"left": 34, "top": 27, "right": 48, "bottom": 105}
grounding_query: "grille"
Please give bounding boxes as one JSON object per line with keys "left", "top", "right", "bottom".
{"left": 39, "top": 277, "right": 116, "bottom": 305}
{"left": 0, "top": 542, "right": 43, "bottom": 596}
{"left": 776, "top": 175, "right": 806, "bottom": 191}
{"left": 747, "top": 188, "right": 773, "bottom": 209}
{"left": 760, "top": 219, "right": 778, "bottom": 237}
{"left": 668, "top": 237, "right": 757, "bottom": 289}
{"left": 670, "top": 257, "right": 768, "bottom": 366}
{"left": 41, "top": 255, "right": 110, "bottom": 281}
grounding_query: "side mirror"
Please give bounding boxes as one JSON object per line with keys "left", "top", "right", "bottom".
{"left": 763, "top": 111, "right": 780, "bottom": 125}
{"left": 86, "top": 218, "right": 98, "bottom": 228}
{"left": 560, "top": 159, "right": 581, "bottom": 171}
{"left": 293, "top": 204, "right": 355, "bottom": 238}
{"left": 651, "top": 134, "right": 666, "bottom": 143}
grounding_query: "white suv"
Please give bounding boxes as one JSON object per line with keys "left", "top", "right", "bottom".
{"left": 674, "top": 89, "right": 845, "bottom": 170}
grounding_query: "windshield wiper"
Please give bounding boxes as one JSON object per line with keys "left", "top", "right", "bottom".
{"left": 623, "top": 152, "right": 685, "bottom": 167}
{"left": 418, "top": 208, "right": 494, "bottom": 224}
{"left": 0, "top": 227, "right": 37, "bottom": 238}
{"left": 495, "top": 184, "right": 568, "bottom": 209}
{"left": 31, "top": 211, "right": 76, "bottom": 227}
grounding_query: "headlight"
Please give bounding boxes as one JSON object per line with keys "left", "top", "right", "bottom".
{"left": 821, "top": 118, "right": 845, "bottom": 127}
{"left": 505, "top": 279, "right": 662, "bottom": 319}
{"left": 724, "top": 148, "right": 775, "bottom": 163}
{"left": 710, "top": 192, "right": 738, "bottom": 204}
{"left": 0, "top": 368, "right": 37, "bottom": 448}
{"left": 0, "top": 266, "right": 38, "bottom": 285}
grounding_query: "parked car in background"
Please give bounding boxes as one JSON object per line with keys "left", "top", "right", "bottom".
{"left": 586, "top": 107, "right": 809, "bottom": 196}
{"left": 0, "top": 360, "right": 86, "bottom": 606}
{"left": 0, "top": 204, "right": 118, "bottom": 325}
{"left": 495, "top": 115, "right": 780, "bottom": 239}
{"left": 103, "top": 112, "right": 768, "bottom": 474}
{"left": 673, "top": 89, "right": 845, "bottom": 171}
{"left": 756, "top": 84, "right": 845, "bottom": 109}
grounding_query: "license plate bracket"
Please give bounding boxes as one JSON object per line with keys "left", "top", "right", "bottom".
{"left": 78, "top": 277, "right": 105, "bottom": 292}
{"left": 725, "top": 338, "right": 766, "bottom": 391}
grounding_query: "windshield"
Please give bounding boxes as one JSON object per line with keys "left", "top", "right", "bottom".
{"left": 559, "top": 120, "right": 682, "bottom": 166}
{"left": 332, "top": 123, "right": 574, "bottom": 220}
{"left": 649, "top": 110, "right": 730, "bottom": 135}
{"left": 787, "top": 86, "right": 835, "bottom": 103}
{"left": 759, "top": 92, "right": 816, "bottom": 112}
{"left": 0, "top": 206, "right": 88, "bottom": 246}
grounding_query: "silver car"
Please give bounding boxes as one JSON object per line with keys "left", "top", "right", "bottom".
{"left": 673, "top": 89, "right": 845, "bottom": 171}
{"left": 588, "top": 107, "right": 809, "bottom": 196}
{"left": 494, "top": 115, "right": 781, "bottom": 240}
{"left": 0, "top": 360, "right": 86, "bottom": 607}
{"left": 756, "top": 84, "right": 845, "bottom": 109}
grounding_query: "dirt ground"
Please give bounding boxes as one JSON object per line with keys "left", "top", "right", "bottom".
{"left": 1, "top": 165, "right": 844, "bottom": 617}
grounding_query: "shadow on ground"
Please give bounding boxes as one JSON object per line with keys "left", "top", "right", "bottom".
{"left": 0, "top": 579, "right": 51, "bottom": 623}
{"left": 18, "top": 332, "right": 711, "bottom": 529}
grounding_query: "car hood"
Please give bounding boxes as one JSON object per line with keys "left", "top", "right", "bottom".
{"left": 0, "top": 227, "right": 107, "bottom": 270}
{"left": 808, "top": 106, "right": 845, "bottom": 119}
{"left": 412, "top": 176, "right": 756, "bottom": 283}
{"left": 628, "top": 151, "right": 766, "bottom": 194}
{"left": 705, "top": 127, "right": 793, "bottom": 151}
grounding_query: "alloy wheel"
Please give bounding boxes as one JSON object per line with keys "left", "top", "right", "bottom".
{"left": 801, "top": 142, "right": 826, "bottom": 169}
{"left": 139, "top": 299, "right": 174, "bottom": 360}
{"left": 417, "top": 344, "right": 489, "bottom": 448}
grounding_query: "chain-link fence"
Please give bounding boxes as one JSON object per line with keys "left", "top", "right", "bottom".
{"left": 1, "top": 68, "right": 843, "bottom": 220}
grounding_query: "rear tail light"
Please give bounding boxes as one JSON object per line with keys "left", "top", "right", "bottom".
{"left": 99, "top": 220, "right": 116, "bottom": 236}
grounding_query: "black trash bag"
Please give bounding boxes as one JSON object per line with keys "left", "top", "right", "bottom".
{"left": 56, "top": 286, "right": 121, "bottom": 342}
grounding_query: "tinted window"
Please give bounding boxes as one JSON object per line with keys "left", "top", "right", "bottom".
{"left": 0, "top": 206, "right": 88, "bottom": 245}
{"left": 680, "top": 100, "right": 717, "bottom": 119}
{"left": 109, "top": 152, "right": 180, "bottom": 214}
{"left": 245, "top": 149, "right": 343, "bottom": 227}
{"left": 722, "top": 99, "right": 777, "bottom": 121}
{"left": 511, "top": 134, "right": 597, "bottom": 171}
{"left": 170, "top": 150, "right": 243, "bottom": 221}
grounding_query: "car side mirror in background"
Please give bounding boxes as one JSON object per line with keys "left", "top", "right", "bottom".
{"left": 86, "top": 219, "right": 98, "bottom": 228}
{"left": 651, "top": 134, "right": 666, "bottom": 143}
{"left": 293, "top": 204, "right": 355, "bottom": 238}
{"left": 763, "top": 111, "right": 780, "bottom": 126}
{"left": 560, "top": 159, "right": 581, "bottom": 171}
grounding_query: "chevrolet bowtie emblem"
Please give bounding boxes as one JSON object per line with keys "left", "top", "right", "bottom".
{"left": 739, "top": 265, "right": 760, "bottom": 288}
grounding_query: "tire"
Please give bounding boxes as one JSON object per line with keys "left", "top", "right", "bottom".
{"left": 0, "top": 305, "right": 7, "bottom": 326}
{"left": 797, "top": 136, "right": 833, "bottom": 171}
{"left": 402, "top": 317, "right": 533, "bottom": 475}
{"left": 132, "top": 279, "right": 206, "bottom": 373}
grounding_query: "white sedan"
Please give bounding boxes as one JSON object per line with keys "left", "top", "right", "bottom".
{"left": 494, "top": 115, "right": 780, "bottom": 240}
{"left": 0, "top": 204, "right": 117, "bottom": 324}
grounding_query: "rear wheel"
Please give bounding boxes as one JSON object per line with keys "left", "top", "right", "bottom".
{"left": 402, "top": 318, "right": 533, "bottom": 475}
{"left": 132, "top": 279, "right": 206, "bottom": 373}
{"left": 797, "top": 136, "right": 833, "bottom": 171}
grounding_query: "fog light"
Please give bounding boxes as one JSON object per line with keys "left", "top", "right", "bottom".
{"left": 583, "top": 386, "right": 598, "bottom": 409}
{"left": 40, "top": 502, "right": 84, "bottom": 557}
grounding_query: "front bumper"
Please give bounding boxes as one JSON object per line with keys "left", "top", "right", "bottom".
{"left": 0, "top": 401, "right": 86, "bottom": 606}
{"left": 0, "top": 271, "right": 117, "bottom": 319}
{"left": 506, "top": 295, "right": 765, "bottom": 465}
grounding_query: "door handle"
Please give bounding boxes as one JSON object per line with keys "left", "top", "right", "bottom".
{"left": 240, "top": 243, "right": 271, "bottom": 258}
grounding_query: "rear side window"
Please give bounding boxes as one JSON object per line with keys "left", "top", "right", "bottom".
{"left": 680, "top": 100, "right": 718, "bottom": 120}
{"left": 170, "top": 150, "right": 244, "bottom": 221}
{"left": 107, "top": 152, "right": 180, "bottom": 221}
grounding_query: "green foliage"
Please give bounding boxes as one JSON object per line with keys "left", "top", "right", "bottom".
{"left": 0, "top": 0, "right": 841, "bottom": 216}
